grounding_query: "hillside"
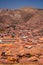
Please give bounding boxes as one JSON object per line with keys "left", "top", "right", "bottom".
{"left": 0, "top": 8, "right": 43, "bottom": 64}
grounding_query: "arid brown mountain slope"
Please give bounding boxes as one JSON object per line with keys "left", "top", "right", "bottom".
{"left": 0, "top": 8, "right": 43, "bottom": 41}
{"left": 0, "top": 8, "right": 43, "bottom": 64}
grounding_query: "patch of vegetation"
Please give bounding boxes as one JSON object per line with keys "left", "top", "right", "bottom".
{"left": 0, "top": 27, "right": 5, "bottom": 32}
{"left": 12, "top": 25, "right": 16, "bottom": 30}
{"left": 18, "top": 53, "right": 32, "bottom": 58}
{"left": 25, "top": 53, "right": 32, "bottom": 58}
